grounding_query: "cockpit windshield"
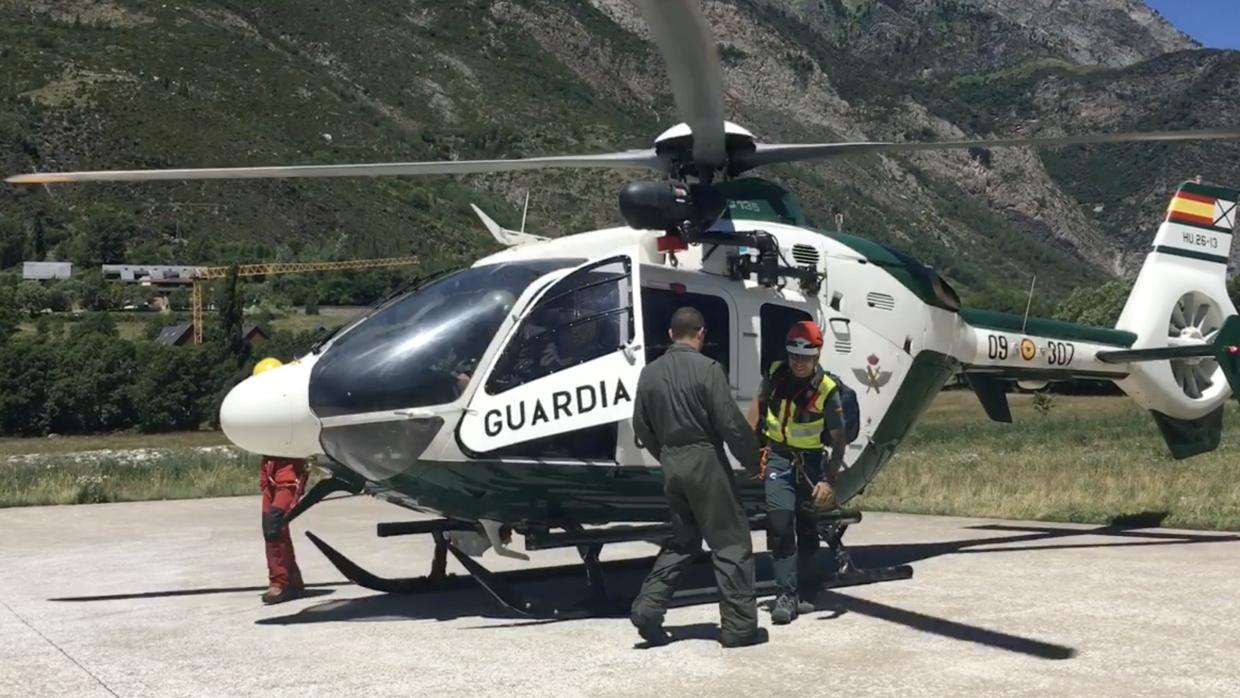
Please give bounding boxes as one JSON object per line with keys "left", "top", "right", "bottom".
{"left": 309, "top": 259, "right": 577, "bottom": 418}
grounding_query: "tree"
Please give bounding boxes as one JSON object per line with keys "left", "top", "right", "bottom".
{"left": 44, "top": 284, "right": 69, "bottom": 312}
{"left": 69, "top": 271, "right": 113, "bottom": 312}
{"left": 30, "top": 213, "right": 47, "bottom": 261}
{"left": 14, "top": 282, "right": 48, "bottom": 318}
{"left": 68, "top": 312, "right": 119, "bottom": 341}
{"left": 74, "top": 206, "right": 132, "bottom": 267}
{"left": 0, "top": 214, "right": 24, "bottom": 269}
{"left": 304, "top": 286, "right": 320, "bottom": 315}
{"left": 0, "top": 286, "right": 19, "bottom": 342}
{"left": 215, "top": 264, "right": 246, "bottom": 359}
{"left": 45, "top": 330, "right": 137, "bottom": 433}
{"left": 0, "top": 337, "right": 52, "bottom": 434}
{"left": 133, "top": 344, "right": 213, "bottom": 432}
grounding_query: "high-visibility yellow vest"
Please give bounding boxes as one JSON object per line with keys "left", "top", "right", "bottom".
{"left": 763, "top": 361, "right": 836, "bottom": 451}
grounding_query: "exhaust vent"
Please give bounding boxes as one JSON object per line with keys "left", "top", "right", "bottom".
{"left": 791, "top": 244, "right": 819, "bottom": 268}
{"left": 866, "top": 292, "right": 895, "bottom": 311}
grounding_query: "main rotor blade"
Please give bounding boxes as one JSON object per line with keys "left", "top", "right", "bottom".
{"left": 632, "top": 0, "right": 726, "bottom": 170}
{"left": 5, "top": 149, "right": 663, "bottom": 185}
{"left": 735, "top": 127, "right": 1240, "bottom": 170}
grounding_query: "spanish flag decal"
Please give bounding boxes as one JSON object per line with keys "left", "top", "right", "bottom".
{"left": 1167, "top": 187, "right": 1236, "bottom": 232}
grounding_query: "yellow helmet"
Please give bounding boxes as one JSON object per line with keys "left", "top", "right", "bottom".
{"left": 252, "top": 357, "right": 283, "bottom": 376}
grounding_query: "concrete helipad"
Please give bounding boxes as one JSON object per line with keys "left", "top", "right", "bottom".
{"left": 1, "top": 496, "right": 1238, "bottom": 697}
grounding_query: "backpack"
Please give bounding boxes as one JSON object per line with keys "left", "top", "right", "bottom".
{"left": 824, "top": 371, "right": 861, "bottom": 444}
{"left": 762, "top": 362, "right": 862, "bottom": 445}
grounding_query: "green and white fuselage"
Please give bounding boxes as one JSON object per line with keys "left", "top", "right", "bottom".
{"left": 219, "top": 179, "right": 1240, "bottom": 529}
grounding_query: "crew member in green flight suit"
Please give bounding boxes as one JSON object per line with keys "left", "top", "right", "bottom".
{"left": 630, "top": 306, "right": 767, "bottom": 648}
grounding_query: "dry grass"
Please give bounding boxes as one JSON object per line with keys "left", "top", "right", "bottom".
{"left": 3, "top": 391, "right": 1240, "bottom": 530}
{"left": 859, "top": 391, "right": 1240, "bottom": 531}
{"left": 0, "top": 447, "right": 252, "bottom": 507}
{"left": 0, "top": 430, "right": 229, "bottom": 456}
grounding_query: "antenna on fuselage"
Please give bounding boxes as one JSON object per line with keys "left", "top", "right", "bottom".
{"left": 1021, "top": 274, "right": 1038, "bottom": 333}
{"left": 521, "top": 191, "right": 530, "bottom": 235}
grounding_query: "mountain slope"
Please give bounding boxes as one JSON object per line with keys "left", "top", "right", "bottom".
{"left": 0, "top": 0, "right": 1234, "bottom": 310}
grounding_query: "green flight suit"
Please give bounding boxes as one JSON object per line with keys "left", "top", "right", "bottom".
{"left": 630, "top": 342, "right": 762, "bottom": 643}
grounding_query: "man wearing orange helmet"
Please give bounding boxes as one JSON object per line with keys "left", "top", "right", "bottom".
{"left": 748, "top": 320, "right": 847, "bottom": 625}
{"left": 253, "top": 357, "right": 309, "bottom": 605}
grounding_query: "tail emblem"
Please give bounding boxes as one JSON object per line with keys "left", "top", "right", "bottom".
{"left": 853, "top": 354, "right": 892, "bottom": 394}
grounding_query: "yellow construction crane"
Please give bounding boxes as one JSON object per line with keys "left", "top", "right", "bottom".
{"left": 190, "top": 256, "right": 420, "bottom": 344}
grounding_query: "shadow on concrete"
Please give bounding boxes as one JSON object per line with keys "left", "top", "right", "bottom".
{"left": 817, "top": 591, "right": 1074, "bottom": 660}
{"left": 1109, "top": 511, "right": 1170, "bottom": 528}
{"left": 633, "top": 622, "right": 722, "bottom": 649}
{"left": 51, "top": 583, "right": 347, "bottom": 603}
{"left": 847, "top": 520, "right": 1239, "bottom": 571}
{"left": 55, "top": 520, "right": 1238, "bottom": 661}
{"left": 251, "top": 519, "right": 1240, "bottom": 660}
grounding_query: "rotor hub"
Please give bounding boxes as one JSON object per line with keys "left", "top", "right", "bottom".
{"left": 654, "top": 121, "right": 758, "bottom": 180}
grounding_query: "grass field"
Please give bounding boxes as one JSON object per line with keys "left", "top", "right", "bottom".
{"left": 1, "top": 430, "right": 250, "bottom": 507}
{"left": 860, "top": 391, "right": 1240, "bottom": 531}
{"left": 0, "top": 430, "right": 229, "bottom": 456}
{"left": 3, "top": 391, "right": 1239, "bottom": 530}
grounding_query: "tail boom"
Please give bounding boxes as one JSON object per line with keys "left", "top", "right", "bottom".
{"left": 957, "top": 310, "right": 1134, "bottom": 382}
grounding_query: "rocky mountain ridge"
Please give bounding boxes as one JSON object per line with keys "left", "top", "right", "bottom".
{"left": 1, "top": 0, "right": 1236, "bottom": 310}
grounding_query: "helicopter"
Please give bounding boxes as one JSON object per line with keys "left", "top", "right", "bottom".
{"left": 10, "top": 0, "right": 1240, "bottom": 617}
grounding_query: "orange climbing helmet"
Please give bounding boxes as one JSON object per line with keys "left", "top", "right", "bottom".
{"left": 785, "top": 320, "right": 824, "bottom": 356}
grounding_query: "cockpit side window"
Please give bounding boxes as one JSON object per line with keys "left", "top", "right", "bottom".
{"left": 485, "top": 257, "right": 634, "bottom": 395}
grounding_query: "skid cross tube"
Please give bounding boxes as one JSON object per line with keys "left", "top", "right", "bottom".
{"left": 281, "top": 476, "right": 362, "bottom": 529}
{"left": 304, "top": 508, "right": 904, "bottom": 620}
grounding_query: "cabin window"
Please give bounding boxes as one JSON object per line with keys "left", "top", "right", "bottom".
{"left": 486, "top": 257, "right": 634, "bottom": 395}
{"left": 760, "top": 303, "right": 813, "bottom": 375}
{"left": 641, "top": 287, "right": 731, "bottom": 373}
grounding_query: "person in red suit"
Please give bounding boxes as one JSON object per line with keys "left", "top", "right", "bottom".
{"left": 253, "top": 358, "right": 309, "bottom": 605}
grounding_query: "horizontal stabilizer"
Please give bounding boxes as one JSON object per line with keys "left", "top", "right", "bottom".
{"left": 1097, "top": 344, "right": 1216, "bottom": 363}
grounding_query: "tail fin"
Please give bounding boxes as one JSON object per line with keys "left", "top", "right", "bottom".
{"left": 1113, "top": 180, "right": 1240, "bottom": 456}
{"left": 1148, "top": 180, "right": 1237, "bottom": 265}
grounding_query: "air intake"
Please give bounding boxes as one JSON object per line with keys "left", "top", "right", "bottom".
{"left": 791, "top": 244, "right": 819, "bottom": 268}
{"left": 866, "top": 292, "right": 895, "bottom": 311}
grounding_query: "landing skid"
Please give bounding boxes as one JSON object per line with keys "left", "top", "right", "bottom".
{"left": 304, "top": 510, "right": 912, "bottom": 620}
{"left": 818, "top": 518, "right": 914, "bottom": 589}
{"left": 305, "top": 529, "right": 650, "bottom": 619}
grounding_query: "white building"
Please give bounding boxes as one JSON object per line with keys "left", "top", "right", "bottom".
{"left": 22, "top": 261, "right": 72, "bottom": 280}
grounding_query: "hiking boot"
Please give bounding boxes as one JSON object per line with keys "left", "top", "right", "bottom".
{"left": 631, "top": 613, "right": 671, "bottom": 647}
{"left": 797, "top": 598, "right": 816, "bottom": 615}
{"left": 721, "top": 627, "right": 769, "bottom": 648}
{"left": 771, "top": 594, "right": 799, "bottom": 625}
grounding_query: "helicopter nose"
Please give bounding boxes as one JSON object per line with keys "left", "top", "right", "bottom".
{"left": 220, "top": 356, "right": 321, "bottom": 458}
